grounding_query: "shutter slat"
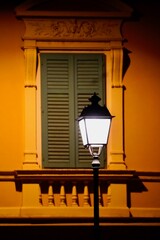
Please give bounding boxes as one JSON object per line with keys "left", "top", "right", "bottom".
{"left": 75, "top": 55, "right": 106, "bottom": 167}
{"left": 47, "top": 58, "right": 69, "bottom": 89}
{"left": 77, "top": 59, "right": 99, "bottom": 89}
{"left": 47, "top": 91, "right": 70, "bottom": 165}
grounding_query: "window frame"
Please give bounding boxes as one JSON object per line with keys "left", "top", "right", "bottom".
{"left": 40, "top": 52, "right": 107, "bottom": 168}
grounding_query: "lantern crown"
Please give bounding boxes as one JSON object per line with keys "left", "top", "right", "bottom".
{"left": 79, "top": 92, "right": 112, "bottom": 118}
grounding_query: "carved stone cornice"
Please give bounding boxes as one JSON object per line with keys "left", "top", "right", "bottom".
{"left": 23, "top": 18, "right": 122, "bottom": 41}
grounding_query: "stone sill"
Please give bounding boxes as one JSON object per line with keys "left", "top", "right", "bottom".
{"left": 0, "top": 169, "right": 160, "bottom": 183}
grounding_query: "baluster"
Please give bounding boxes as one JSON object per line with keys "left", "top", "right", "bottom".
{"left": 60, "top": 182, "right": 66, "bottom": 206}
{"left": 39, "top": 185, "right": 42, "bottom": 206}
{"left": 83, "top": 182, "right": 90, "bottom": 206}
{"left": 39, "top": 194, "right": 42, "bottom": 206}
{"left": 106, "top": 185, "right": 111, "bottom": 206}
{"left": 98, "top": 185, "right": 102, "bottom": 207}
{"left": 71, "top": 182, "right": 78, "bottom": 206}
{"left": 48, "top": 184, "right": 54, "bottom": 206}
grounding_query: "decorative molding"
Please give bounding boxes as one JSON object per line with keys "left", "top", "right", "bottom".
{"left": 23, "top": 18, "right": 122, "bottom": 41}
{"left": 112, "top": 85, "right": 123, "bottom": 88}
{"left": 111, "top": 48, "right": 123, "bottom": 87}
{"left": 24, "top": 84, "right": 37, "bottom": 89}
{"left": 23, "top": 48, "right": 38, "bottom": 169}
{"left": 1, "top": 170, "right": 159, "bottom": 182}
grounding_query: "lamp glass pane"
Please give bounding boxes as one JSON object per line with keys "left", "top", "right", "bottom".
{"left": 79, "top": 119, "right": 87, "bottom": 146}
{"left": 85, "top": 118, "right": 111, "bottom": 145}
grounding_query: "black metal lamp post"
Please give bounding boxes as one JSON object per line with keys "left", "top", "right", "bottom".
{"left": 78, "top": 93, "right": 113, "bottom": 239}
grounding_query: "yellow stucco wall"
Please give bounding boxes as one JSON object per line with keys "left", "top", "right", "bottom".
{"left": 0, "top": 10, "right": 25, "bottom": 171}
{"left": 0, "top": 10, "right": 25, "bottom": 206}
{"left": 124, "top": 3, "right": 160, "bottom": 172}
{"left": 0, "top": 2, "right": 160, "bottom": 212}
{"left": 123, "top": 2, "right": 160, "bottom": 209}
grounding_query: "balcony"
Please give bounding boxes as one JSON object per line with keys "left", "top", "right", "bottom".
{"left": 0, "top": 169, "right": 160, "bottom": 225}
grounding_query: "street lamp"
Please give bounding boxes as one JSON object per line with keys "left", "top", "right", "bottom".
{"left": 78, "top": 92, "right": 113, "bottom": 239}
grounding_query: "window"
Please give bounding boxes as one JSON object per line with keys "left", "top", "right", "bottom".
{"left": 41, "top": 53, "right": 106, "bottom": 168}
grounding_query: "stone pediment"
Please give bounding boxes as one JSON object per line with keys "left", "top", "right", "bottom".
{"left": 15, "top": 0, "right": 132, "bottom": 18}
{"left": 15, "top": 0, "right": 133, "bottom": 42}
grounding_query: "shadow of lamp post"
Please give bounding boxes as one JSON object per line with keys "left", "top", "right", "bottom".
{"left": 78, "top": 92, "right": 113, "bottom": 239}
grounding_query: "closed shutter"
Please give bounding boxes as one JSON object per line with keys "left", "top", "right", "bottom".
{"left": 41, "top": 53, "right": 106, "bottom": 168}
{"left": 75, "top": 54, "right": 106, "bottom": 168}
{"left": 41, "top": 54, "right": 75, "bottom": 168}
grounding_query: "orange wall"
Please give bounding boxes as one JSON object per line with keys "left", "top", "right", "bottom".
{"left": 0, "top": 2, "right": 160, "bottom": 209}
{"left": 0, "top": 9, "right": 25, "bottom": 206}
{"left": 0, "top": 10, "right": 25, "bottom": 170}
{"left": 123, "top": 2, "right": 160, "bottom": 171}
{"left": 1, "top": 3, "right": 159, "bottom": 172}
{"left": 123, "top": 1, "right": 160, "bottom": 208}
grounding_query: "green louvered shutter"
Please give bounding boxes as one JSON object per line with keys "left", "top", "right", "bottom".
{"left": 74, "top": 54, "right": 106, "bottom": 168}
{"left": 41, "top": 54, "right": 75, "bottom": 168}
{"left": 41, "top": 53, "right": 106, "bottom": 168}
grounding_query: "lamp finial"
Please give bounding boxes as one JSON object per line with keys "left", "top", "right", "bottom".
{"left": 89, "top": 92, "right": 101, "bottom": 105}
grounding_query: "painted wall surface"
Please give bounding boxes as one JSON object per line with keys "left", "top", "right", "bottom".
{"left": 0, "top": 9, "right": 25, "bottom": 206}
{"left": 124, "top": 1, "right": 160, "bottom": 172}
{"left": 123, "top": 1, "right": 160, "bottom": 209}
{"left": 0, "top": 9, "right": 25, "bottom": 171}
{"left": 0, "top": 0, "right": 160, "bottom": 212}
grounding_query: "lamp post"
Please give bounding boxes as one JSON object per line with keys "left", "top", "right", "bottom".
{"left": 78, "top": 92, "right": 113, "bottom": 239}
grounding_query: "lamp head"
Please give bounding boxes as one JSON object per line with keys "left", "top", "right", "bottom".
{"left": 78, "top": 93, "right": 113, "bottom": 157}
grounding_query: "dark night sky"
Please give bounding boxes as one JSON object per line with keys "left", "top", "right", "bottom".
{"left": 0, "top": 0, "right": 159, "bottom": 10}
{"left": 0, "top": 0, "right": 160, "bottom": 26}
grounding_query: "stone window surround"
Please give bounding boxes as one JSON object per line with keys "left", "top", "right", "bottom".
{"left": 21, "top": 16, "right": 127, "bottom": 171}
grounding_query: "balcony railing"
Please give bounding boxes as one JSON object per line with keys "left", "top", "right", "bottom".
{"left": 0, "top": 169, "right": 160, "bottom": 221}
{"left": 16, "top": 169, "right": 135, "bottom": 207}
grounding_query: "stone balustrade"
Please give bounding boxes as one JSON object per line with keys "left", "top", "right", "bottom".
{"left": 0, "top": 169, "right": 160, "bottom": 220}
